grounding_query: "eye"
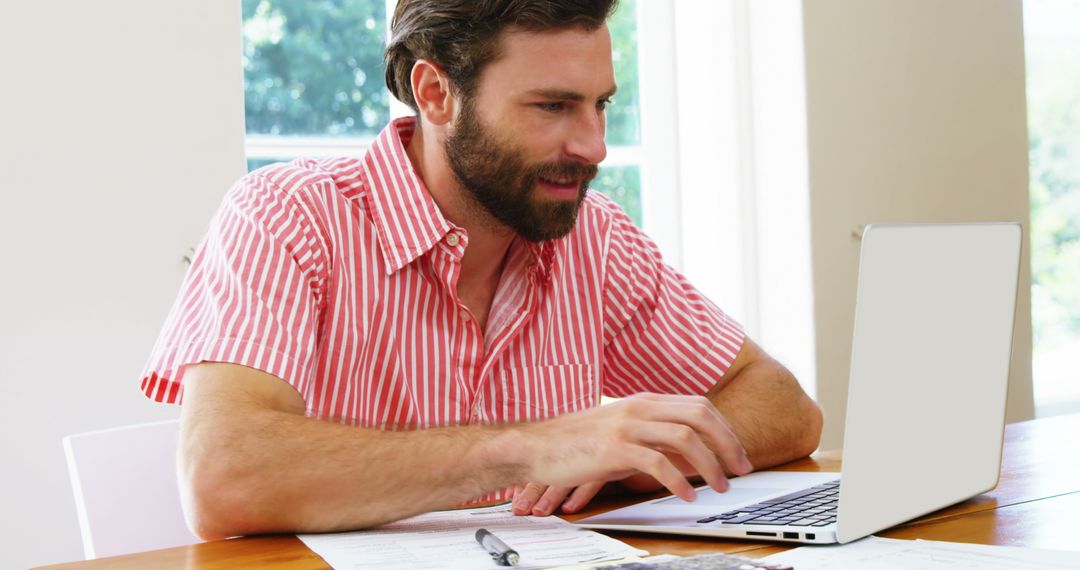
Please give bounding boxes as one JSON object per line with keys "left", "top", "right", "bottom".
{"left": 597, "top": 98, "right": 612, "bottom": 111}
{"left": 536, "top": 102, "right": 566, "bottom": 113}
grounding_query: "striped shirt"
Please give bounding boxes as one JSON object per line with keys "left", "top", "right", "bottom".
{"left": 140, "top": 117, "right": 745, "bottom": 503}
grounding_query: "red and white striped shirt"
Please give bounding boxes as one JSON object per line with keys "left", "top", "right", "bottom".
{"left": 141, "top": 117, "right": 744, "bottom": 501}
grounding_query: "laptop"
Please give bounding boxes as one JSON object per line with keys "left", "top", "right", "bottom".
{"left": 576, "top": 222, "right": 1022, "bottom": 544}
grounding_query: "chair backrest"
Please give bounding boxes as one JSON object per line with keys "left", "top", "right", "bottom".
{"left": 63, "top": 419, "right": 201, "bottom": 559}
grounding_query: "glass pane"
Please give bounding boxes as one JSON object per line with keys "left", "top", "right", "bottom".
{"left": 247, "top": 157, "right": 291, "bottom": 172}
{"left": 591, "top": 165, "right": 642, "bottom": 226}
{"left": 606, "top": 0, "right": 641, "bottom": 147}
{"left": 1024, "top": 0, "right": 1080, "bottom": 415}
{"left": 241, "top": 0, "right": 390, "bottom": 137}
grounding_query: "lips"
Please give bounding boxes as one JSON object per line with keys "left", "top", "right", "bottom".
{"left": 540, "top": 177, "right": 577, "bottom": 186}
{"left": 538, "top": 177, "right": 581, "bottom": 199}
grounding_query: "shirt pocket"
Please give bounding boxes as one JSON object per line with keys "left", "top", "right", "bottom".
{"left": 495, "top": 364, "right": 597, "bottom": 422}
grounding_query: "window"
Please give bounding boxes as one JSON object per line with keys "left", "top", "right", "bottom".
{"left": 1024, "top": 0, "right": 1080, "bottom": 417}
{"left": 241, "top": 0, "right": 643, "bottom": 223}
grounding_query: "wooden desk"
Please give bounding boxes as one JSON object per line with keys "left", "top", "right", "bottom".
{"left": 37, "top": 414, "right": 1080, "bottom": 569}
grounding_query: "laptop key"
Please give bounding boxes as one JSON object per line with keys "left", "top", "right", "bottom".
{"left": 720, "top": 504, "right": 767, "bottom": 516}
{"left": 760, "top": 486, "right": 833, "bottom": 505}
{"left": 721, "top": 514, "right": 761, "bottom": 524}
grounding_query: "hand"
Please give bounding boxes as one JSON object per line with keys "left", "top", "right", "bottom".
{"left": 511, "top": 472, "right": 669, "bottom": 516}
{"left": 511, "top": 481, "right": 606, "bottom": 516}
{"left": 514, "top": 393, "right": 753, "bottom": 509}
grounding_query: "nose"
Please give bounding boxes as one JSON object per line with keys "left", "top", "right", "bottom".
{"left": 565, "top": 108, "right": 607, "bottom": 165}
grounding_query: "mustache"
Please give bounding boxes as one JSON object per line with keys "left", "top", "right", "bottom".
{"left": 530, "top": 161, "right": 599, "bottom": 185}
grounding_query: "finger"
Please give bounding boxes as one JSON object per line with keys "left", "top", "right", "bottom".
{"left": 629, "top": 447, "right": 696, "bottom": 502}
{"left": 636, "top": 397, "right": 753, "bottom": 476}
{"left": 619, "top": 471, "right": 664, "bottom": 493}
{"left": 678, "top": 400, "right": 751, "bottom": 474}
{"left": 667, "top": 453, "right": 700, "bottom": 477}
{"left": 637, "top": 420, "right": 730, "bottom": 493}
{"left": 561, "top": 480, "right": 606, "bottom": 514}
{"left": 513, "top": 482, "right": 546, "bottom": 515}
{"left": 533, "top": 485, "right": 573, "bottom": 516}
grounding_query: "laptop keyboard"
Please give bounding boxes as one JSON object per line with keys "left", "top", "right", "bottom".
{"left": 696, "top": 479, "right": 841, "bottom": 527}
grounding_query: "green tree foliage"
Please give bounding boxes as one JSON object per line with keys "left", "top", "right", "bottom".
{"left": 1028, "top": 46, "right": 1080, "bottom": 345}
{"left": 242, "top": 0, "right": 390, "bottom": 136}
{"left": 593, "top": 0, "right": 643, "bottom": 223}
{"left": 606, "top": 0, "right": 640, "bottom": 147}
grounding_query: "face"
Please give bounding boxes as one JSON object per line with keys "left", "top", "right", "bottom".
{"left": 444, "top": 25, "right": 616, "bottom": 242}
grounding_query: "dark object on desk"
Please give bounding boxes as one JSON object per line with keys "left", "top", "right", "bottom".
{"left": 475, "top": 528, "right": 519, "bottom": 566}
{"left": 596, "top": 552, "right": 793, "bottom": 570}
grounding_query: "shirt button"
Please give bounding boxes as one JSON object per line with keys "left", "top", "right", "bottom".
{"left": 445, "top": 233, "right": 460, "bottom": 247}
{"left": 473, "top": 401, "right": 482, "bottom": 415}
{"left": 459, "top": 309, "right": 471, "bottom": 321}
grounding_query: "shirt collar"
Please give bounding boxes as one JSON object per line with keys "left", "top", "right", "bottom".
{"left": 359, "top": 116, "right": 558, "bottom": 279}
{"left": 360, "top": 117, "right": 453, "bottom": 274}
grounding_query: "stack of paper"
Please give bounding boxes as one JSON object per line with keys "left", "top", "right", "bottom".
{"left": 298, "top": 505, "right": 648, "bottom": 570}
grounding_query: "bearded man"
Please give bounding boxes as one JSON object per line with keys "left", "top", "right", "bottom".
{"left": 139, "top": 0, "right": 823, "bottom": 539}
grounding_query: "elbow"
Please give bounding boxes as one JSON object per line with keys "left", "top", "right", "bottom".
{"left": 178, "top": 428, "right": 270, "bottom": 540}
{"left": 180, "top": 461, "right": 242, "bottom": 540}
{"left": 180, "top": 448, "right": 251, "bottom": 540}
{"left": 795, "top": 397, "right": 824, "bottom": 458}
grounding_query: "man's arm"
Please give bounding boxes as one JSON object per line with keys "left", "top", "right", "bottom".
{"left": 178, "top": 362, "right": 750, "bottom": 539}
{"left": 705, "top": 337, "right": 823, "bottom": 470}
{"left": 514, "top": 337, "right": 823, "bottom": 515}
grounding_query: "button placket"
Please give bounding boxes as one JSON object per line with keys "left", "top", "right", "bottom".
{"left": 473, "top": 399, "right": 482, "bottom": 420}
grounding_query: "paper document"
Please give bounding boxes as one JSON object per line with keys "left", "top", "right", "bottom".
{"left": 298, "top": 504, "right": 648, "bottom": 570}
{"left": 763, "top": 536, "right": 1080, "bottom": 569}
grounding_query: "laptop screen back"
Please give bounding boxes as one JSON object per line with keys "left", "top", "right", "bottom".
{"left": 835, "top": 223, "right": 1022, "bottom": 543}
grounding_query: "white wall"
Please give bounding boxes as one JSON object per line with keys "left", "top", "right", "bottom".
{"left": 0, "top": 2, "right": 244, "bottom": 568}
{"left": 802, "top": 0, "right": 1035, "bottom": 448}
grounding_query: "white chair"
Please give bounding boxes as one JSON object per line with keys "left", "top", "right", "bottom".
{"left": 63, "top": 419, "right": 201, "bottom": 559}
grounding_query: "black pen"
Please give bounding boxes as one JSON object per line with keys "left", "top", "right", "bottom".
{"left": 475, "top": 528, "right": 520, "bottom": 566}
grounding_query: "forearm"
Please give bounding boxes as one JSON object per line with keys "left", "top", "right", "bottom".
{"left": 181, "top": 404, "right": 526, "bottom": 539}
{"left": 706, "top": 357, "right": 823, "bottom": 471}
{"left": 180, "top": 363, "right": 753, "bottom": 534}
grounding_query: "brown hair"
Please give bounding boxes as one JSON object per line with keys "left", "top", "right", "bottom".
{"left": 385, "top": 0, "right": 618, "bottom": 112}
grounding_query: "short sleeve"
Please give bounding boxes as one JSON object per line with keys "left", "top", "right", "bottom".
{"left": 597, "top": 196, "right": 745, "bottom": 398}
{"left": 139, "top": 171, "right": 327, "bottom": 404}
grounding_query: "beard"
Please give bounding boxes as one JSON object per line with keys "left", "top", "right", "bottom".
{"left": 444, "top": 101, "right": 598, "bottom": 243}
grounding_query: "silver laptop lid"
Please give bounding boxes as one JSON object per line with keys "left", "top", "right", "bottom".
{"left": 835, "top": 223, "right": 1022, "bottom": 543}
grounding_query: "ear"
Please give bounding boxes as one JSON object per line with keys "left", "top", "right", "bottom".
{"left": 410, "top": 59, "right": 456, "bottom": 126}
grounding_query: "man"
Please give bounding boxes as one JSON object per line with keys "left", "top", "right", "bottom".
{"left": 140, "top": 0, "right": 822, "bottom": 540}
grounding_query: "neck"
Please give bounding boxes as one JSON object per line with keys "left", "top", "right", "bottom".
{"left": 405, "top": 121, "right": 515, "bottom": 289}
